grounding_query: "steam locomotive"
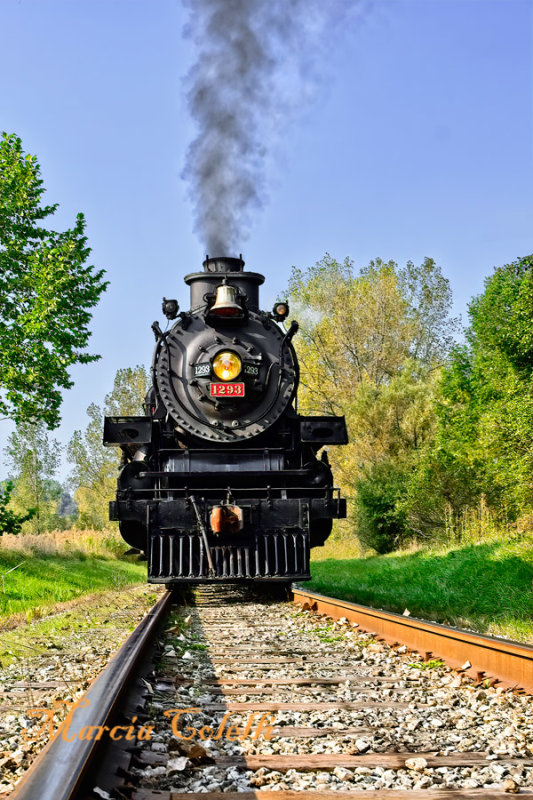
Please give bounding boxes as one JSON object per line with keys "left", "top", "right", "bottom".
{"left": 104, "top": 256, "right": 347, "bottom": 583}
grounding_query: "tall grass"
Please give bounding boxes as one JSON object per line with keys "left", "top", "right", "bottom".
{"left": 312, "top": 529, "right": 363, "bottom": 562}
{"left": 314, "top": 500, "right": 532, "bottom": 563}
{"left": 443, "top": 497, "right": 531, "bottom": 546}
{"left": 0, "top": 528, "right": 127, "bottom": 559}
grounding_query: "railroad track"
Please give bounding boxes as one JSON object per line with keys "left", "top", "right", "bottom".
{"left": 292, "top": 588, "right": 533, "bottom": 695}
{"left": 9, "top": 585, "right": 533, "bottom": 799}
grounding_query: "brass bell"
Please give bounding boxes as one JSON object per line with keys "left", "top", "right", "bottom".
{"left": 209, "top": 283, "right": 243, "bottom": 317}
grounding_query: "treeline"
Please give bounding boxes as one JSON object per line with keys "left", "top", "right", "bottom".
{"left": 288, "top": 254, "right": 533, "bottom": 552}
{"left": 68, "top": 365, "right": 150, "bottom": 528}
{"left": 1, "top": 366, "right": 149, "bottom": 535}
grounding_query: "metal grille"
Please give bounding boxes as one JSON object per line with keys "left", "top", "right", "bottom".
{"left": 148, "top": 531, "right": 310, "bottom": 582}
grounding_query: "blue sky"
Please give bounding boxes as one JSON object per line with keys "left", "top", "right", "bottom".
{"left": 0, "top": 0, "right": 531, "bottom": 478}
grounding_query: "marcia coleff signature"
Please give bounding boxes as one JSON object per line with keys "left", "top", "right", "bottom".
{"left": 22, "top": 700, "right": 276, "bottom": 744}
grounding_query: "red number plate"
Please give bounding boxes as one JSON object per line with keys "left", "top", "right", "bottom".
{"left": 209, "top": 382, "right": 245, "bottom": 397}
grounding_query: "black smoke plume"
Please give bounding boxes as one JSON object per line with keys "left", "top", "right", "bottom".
{"left": 182, "top": 0, "right": 364, "bottom": 255}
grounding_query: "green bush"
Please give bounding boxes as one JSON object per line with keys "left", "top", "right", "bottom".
{"left": 355, "top": 462, "right": 409, "bottom": 553}
{"left": 0, "top": 480, "right": 35, "bottom": 535}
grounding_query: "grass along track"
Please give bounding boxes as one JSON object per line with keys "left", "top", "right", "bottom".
{"left": 309, "top": 533, "right": 533, "bottom": 643}
{"left": 0, "top": 530, "right": 146, "bottom": 622}
{"left": 0, "top": 551, "right": 145, "bottom": 621}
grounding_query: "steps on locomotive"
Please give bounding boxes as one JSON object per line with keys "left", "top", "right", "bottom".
{"left": 148, "top": 530, "right": 310, "bottom": 582}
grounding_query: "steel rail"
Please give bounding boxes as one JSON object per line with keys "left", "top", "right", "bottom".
{"left": 10, "top": 590, "right": 174, "bottom": 800}
{"left": 291, "top": 586, "right": 533, "bottom": 693}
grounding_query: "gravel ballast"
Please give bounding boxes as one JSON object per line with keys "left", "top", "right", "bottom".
{"left": 129, "top": 585, "right": 533, "bottom": 794}
{"left": 0, "top": 584, "right": 161, "bottom": 794}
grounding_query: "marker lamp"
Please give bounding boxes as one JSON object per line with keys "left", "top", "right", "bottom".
{"left": 273, "top": 302, "right": 289, "bottom": 321}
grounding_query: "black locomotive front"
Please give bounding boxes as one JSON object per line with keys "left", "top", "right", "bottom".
{"left": 104, "top": 256, "right": 347, "bottom": 583}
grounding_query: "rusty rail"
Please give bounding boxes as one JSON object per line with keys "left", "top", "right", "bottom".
{"left": 10, "top": 590, "right": 174, "bottom": 800}
{"left": 291, "top": 586, "right": 533, "bottom": 693}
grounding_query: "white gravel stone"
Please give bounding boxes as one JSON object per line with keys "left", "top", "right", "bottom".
{"left": 128, "top": 588, "right": 533, "bottom": 796}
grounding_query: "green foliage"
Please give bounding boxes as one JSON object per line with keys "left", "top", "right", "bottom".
{"left": 68, "top": 403, "right": 118, "bottom": 529}
{"left": 409, "top": 659, "right": 445, "bottom": 670}
{"left": 404, "top": 256, "right": 533, "bottom": 530}
{"left": 288, "top": 254, "right": 455, "bottom": 551}
{"left": 4, "top": 422, "right": 62, "bottom": 534}
{"left": 465, "top": 256, "right": 533, "bottom": 512}
{"left": 291, "top": 252, "right": 532, "bottom": 548}
{"left": 68, "top": 365, "right": 150, "bottom": 529}
{"left": 468, "top": 255, "right": 533, "bottom": 374}
{"left": 103, "top": 365, "right": 151, "bottom": 416}
{"left": 0, "top": 132, "right": 108, "bottom": 427}
{"left": 355, "top": 462, "right": 409, "bottom": 553}
{"left": 0, "top": 480, "right": 35, "bottom": 535}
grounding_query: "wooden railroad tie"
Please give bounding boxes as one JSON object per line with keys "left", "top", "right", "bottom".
{"left": 137, "top": 748, "right": 533, "bottom": 770}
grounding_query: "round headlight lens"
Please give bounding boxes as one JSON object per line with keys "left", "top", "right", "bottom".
{"left": 212, "top": 351, "right": 242, "bottom": 381}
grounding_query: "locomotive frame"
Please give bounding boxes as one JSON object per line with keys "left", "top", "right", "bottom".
{"left": 104, "top": 256, "right": 347, "bottom": 583}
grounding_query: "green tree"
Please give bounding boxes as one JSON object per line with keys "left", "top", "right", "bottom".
{"left": 0, "top": 133, "right": 108, "bottom": 427}
{"left": 466, "top": 256, "right": 533, "bottom": 512}
{"left": 68, "top": 365, "right": 150, "bottom": 529}
{"left": 404, "top": 256, "right": 533, "bottom": 532}
{"left": 287, "top": 254, "right": 456, "bottom": 550}
{"left": 4, "top": 422, "right": 62, "bottom": 534}
{"left": 103, "top": 365, "right": 151, "bottom": 416}
{"left": 68, "top": 402, "right": 118, "bottom": 529}
{"left": 0, "top": 480, "right": 36, "bottom": 535}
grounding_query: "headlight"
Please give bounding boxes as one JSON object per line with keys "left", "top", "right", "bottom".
{"left": 212, "top": 351, "right": 242, "bottom": 381}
